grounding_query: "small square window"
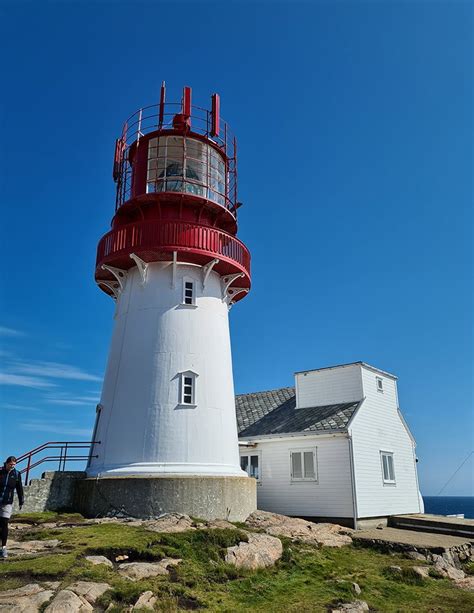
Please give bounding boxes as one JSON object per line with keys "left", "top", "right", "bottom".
{"left": 376, "top": 377, "right": 384, "bottom": 393}
{"left": 180, "top": 373, "right": 196, "bottom": 406}
{"left": 380, "top": 451, "right": 396, "bottom": 484}
{"left": 182, "top": 279, "right": 195, "bottom": 305}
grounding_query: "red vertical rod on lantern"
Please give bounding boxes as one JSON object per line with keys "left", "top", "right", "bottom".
{"left": 211, "top": 93, "right": 220, "bottom": 137}
{"left": 159, "top": 81, "right": 166, "bottom": 128}
{"left": 183, "top": 86, "right": 192, "bottom": 117}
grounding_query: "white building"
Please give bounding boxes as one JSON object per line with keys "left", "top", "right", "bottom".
{"left": 236, "top": 362, "right": 423, "bottom": 528}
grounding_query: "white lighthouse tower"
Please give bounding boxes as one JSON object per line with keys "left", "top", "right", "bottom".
{"left": 81, "top": 85, "right": 256, "bottom": 520}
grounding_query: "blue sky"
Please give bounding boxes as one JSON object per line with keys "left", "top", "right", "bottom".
{"left": 1, "top": 1, "right": 472, "bottom": 496}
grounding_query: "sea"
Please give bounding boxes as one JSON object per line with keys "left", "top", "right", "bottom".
{"left": 423, "top": 496, "right": 474, "bottom": 519}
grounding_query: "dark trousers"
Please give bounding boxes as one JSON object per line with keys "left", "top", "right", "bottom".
{"left": 0, "top": 518, "right": 8, "bottom": 547}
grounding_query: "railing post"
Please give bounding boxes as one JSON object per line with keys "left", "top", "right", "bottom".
{"left": 25, "top": 454, "right": 32, "bottom": 486}
{"left": 62, "top": 443, "right": 68, "bottom": 471}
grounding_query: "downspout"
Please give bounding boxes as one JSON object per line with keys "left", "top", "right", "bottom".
{"left": 348, "top": 433, "right": 358, "bottom": 530}
{"left": 412, "top": 443, "right": 423, "bottom": 513}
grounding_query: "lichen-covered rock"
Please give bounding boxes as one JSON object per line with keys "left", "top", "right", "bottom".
{"left": 245, "top": 510, "right": 352, "bottom": 547}
{"left": 133, "top": 591, "right": 157, "bottom": 610}
{"left": 45, "top": 589, "right": 92, "bottom": 612}
{"left": 455, "top": 576, "right": 474, "bottom": 591}
{"left": 406, "top": 551, "right": 427, "bottom": 561}
{"left": 431, "top": 554, "right": 466, "bottom": 580}
{"left": 330, "top": 601, "right": 369, "bottom": 613}
{"left": 143, "top": 513, "right": 195, "bottom": 533}
{"left": 85, "top": 555, "right": 114, "bottom": 568}
{"left": 225, "top": 533, "right": 283, "bottom": 569}
{"left": 412, "top": 566, "right": 430, "bottom": 579}
{"left": 0, "top": 584, "right": 54, "bottom": 613}
{"left": 118, "top": 558, "right": 181, "bottom": 581}
{"left": 6, "top": 539, "right": 61, "bottom": 557}
{"left": 351, "top": 582, "right": 362, "bottom": 595}
{"left": 67, "top": 581, "right": 112, "bottom": 604}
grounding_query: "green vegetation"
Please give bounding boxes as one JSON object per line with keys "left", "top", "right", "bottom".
{"left": 1, "top": 513, "right": 473, "bottom": 612}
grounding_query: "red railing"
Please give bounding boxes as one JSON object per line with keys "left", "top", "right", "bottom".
{"left": 96, "top": 220, "right": 251, "bottom": 280}
{"left": 16, "top": 441, "right": 99, "bottom": 485}
{"left": 114, "top": 101, "right": 238, "bottom": 210}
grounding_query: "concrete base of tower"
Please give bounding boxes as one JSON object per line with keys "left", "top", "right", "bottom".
{"left": 75, "top": 475, "right": 257, "bottom": 522}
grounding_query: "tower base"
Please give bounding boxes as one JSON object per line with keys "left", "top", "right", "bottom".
{"left": 75, "top": 475, "right": 256, "bottom": 522}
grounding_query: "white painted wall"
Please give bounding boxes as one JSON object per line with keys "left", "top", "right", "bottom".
{"left": 240, "top": 435, "right": 354, "bottom": 518}
{"left": 88, "top": 262, "right": 245, "bottom": 477}
{"left": 296, "top": 364, "right": 363, "bottom": 408}
{"left": 349, "top": 366, "right": 422, "bottom": 517}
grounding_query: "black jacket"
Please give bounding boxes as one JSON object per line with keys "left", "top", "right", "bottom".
{"left": 0, "top": 466, "right": 24, "bottom": 506}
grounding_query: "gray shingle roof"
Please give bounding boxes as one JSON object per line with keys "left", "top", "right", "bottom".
{"left": 236, "top": 387, "right": 361, "bottom": 437}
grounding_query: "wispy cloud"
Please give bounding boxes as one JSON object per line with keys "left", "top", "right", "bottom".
{"left": 0, "top": 327, "right": 24, "bottom": 337}
{"left": 46, "top": 393, "right": 100, "bottom": 407}
{"left": 14, "top": 361, "right": 101, "bottom": 383}
{"left": 21, "top": 420, "right": 92, "bottom": 438}
{"left": 0, "top": 373, "right": 56, "bottom": 389}
{"left": 1, "top": 404, "right": 41, "bottom": 413}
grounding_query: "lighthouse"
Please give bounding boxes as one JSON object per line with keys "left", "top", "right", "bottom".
{"left": 80, "top": 85, "right": 256, "bottom": 520}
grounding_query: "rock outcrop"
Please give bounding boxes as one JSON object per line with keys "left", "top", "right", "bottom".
{"left": 225, "top": 533, "right": 283, "bottom": 569}
{"left": 245, "top": 510, "right": 352, "bottom": 547}
{"left": 118, "top": 558, "right": 182, "bottom": 581}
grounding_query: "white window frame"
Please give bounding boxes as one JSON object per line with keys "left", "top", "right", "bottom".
{"left": 380, "top": 451, "right": 396, "bottom": 485}
{"left": 179, "top": 371, "right": 197, "bottom": 407}
{"left": 240, "top": 451, "right": 262, "bottom": 483}
{"left": 290, "top": 448, "right": 318, "bottom": 482}
{"left": 376, "top": 376, "right": 384, "bottom": 393}
{"left": 182, "top": 277, "right": 196, "bottom": 306}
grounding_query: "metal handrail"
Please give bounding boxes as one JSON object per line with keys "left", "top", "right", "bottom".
{"left": 15, "top": 441, "right": 100, "bottom": 485}
{"left": 114, "top": 99, "right": 238, "bottom": 210}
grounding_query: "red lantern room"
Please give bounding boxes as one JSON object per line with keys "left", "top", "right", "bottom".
{"left": 95, "top": 84, "right": 251, "bottom": 305}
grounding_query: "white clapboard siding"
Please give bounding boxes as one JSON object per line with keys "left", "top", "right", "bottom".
{"left": 242, "top": 435, "right": 354, "bottom": 518}
{"left": 296, "top": 364, "right": 363, "bottom": 408}
{"left": 350, "top": 366, "right": 421, "bottom": 518}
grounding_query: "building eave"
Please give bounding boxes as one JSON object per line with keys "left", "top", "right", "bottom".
{"left": 295, "top": 361, "right": 398, "bottom": 381}
{"left": 238, "top": 430, "right": 349, "bottom": 443}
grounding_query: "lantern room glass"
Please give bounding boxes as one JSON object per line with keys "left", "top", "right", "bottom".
{"left": 146, "top": 136, "right": 227, "bottom": 207}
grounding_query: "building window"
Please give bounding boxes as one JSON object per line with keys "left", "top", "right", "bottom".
{"left": 376, "top": 377, "right": 384, "bottom": 393}
{"left": 290, "top": 448, "right": 317, "bottom": 481}
{"left": 182, "top": 279, "right": 195, "bottom": 305}
{"left": 240, "top": 452, "right": 261, "bottom": 482}
{"left": 380, "top": 451, "right": 396, "bottom": 484}
{"left": 180, "top": 372, "right": 196, "bottom": 406}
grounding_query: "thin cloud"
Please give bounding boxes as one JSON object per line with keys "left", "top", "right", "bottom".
{"left": 1, "top": 404, "right": 41, "bottom": 413}
{"left": 48, "top": 396, "right": 100, "bottom": 407}
{"left": 21, "top": 420, "right": 92, "bottom": 438}
{"left": 0, "top": 373, "right": 56, "bottom": 389}
{"left": 14, "top": 361, "right": 101, "bottom": 382}
{"left": 0, "top": 327, "right": 24, "bottom": 337}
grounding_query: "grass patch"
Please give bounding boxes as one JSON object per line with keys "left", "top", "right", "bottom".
{"left": 464, "top": 561, "right": 474, "bottom": 576}
{"left": 1, "top": 513, "right": 474, "bottom": 612}
{"left": 11, "top": 512, "right": 85, "bottom": 525}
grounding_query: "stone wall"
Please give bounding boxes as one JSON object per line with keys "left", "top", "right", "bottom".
{"left": 13, "top": 471, "right": 86, "bottom": 514}
{"left": 75, "top": 475, "right": 257, "bottom": 521}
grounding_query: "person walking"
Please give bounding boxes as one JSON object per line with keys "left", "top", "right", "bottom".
{"left": 0, "top": 456, "right": 24, "bottom": 559}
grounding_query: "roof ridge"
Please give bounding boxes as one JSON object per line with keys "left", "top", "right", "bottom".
{"left": 235, "top": 386, "right": 295, "bottom": 398}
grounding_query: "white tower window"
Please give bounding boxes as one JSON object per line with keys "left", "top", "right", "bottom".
{"left": 182, "top": 278, "right": 196, "bottom": 305}
{"left": 376, "top": 377, "right": 384, "bottom": 393}
{"left": 180, "top": 372, "right": 197, "bottom": 406}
